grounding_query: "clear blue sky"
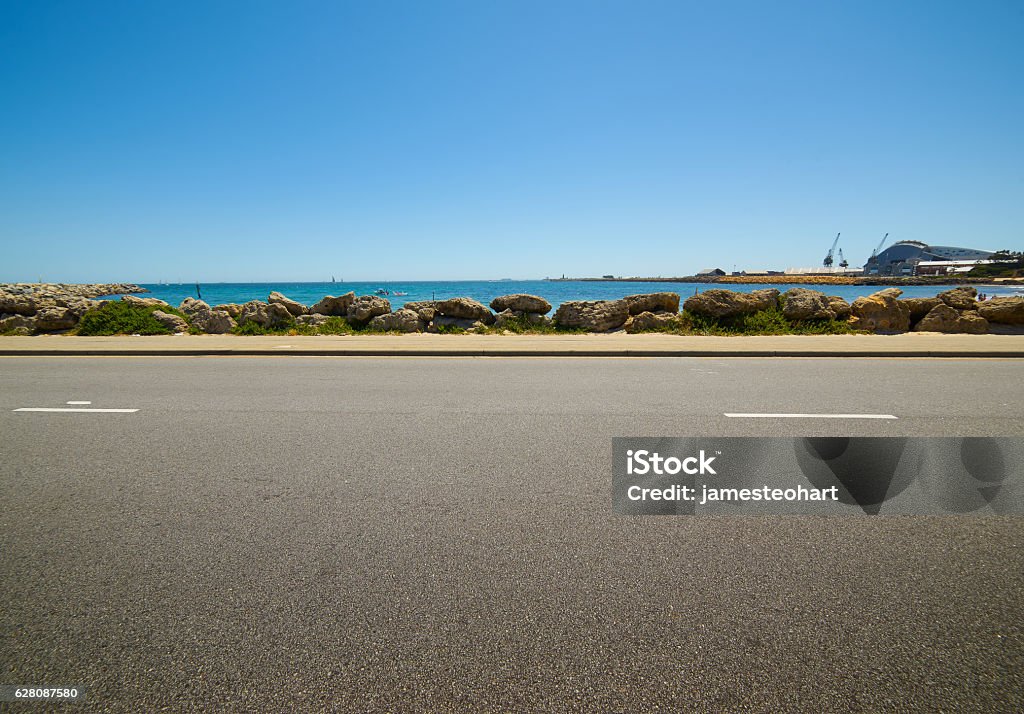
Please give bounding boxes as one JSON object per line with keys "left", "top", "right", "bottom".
{"left": 1, "top": 0, "right": 1021, "bottom": 282}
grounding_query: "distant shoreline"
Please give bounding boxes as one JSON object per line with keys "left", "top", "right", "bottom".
{"left": 545, "top": 276, "right": 1024, "bottom": 286}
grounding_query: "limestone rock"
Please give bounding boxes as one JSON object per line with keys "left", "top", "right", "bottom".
{"left": 958, "top": 310, "right": 989, "bottom": 334}
{"left": 34, "top": 307, "right": 78, "bottom": 331}
{"left": 1, "top": 314, "right": 36, "bottom": 333}
{"left": 178, "top": 297, "right": 210, "bottom": 316}
{"left": 123, "top": 295, "right": 171, "bottom": 309}
{"left": 296, "top": 314, "right": 331, "bottom": 327}
{"left": 625, "top": 311, "right": 678, "bottom": 333}
{"left": 346, "top": 295, "right": 391, "bottom": 325}
{"left": 152, "top": 310, "right": 189, "bottom": 333}
{"left": 213, "top": 303, "right": 243, "bottom": 318}
{"left": 368, "top": 308, "right": 421, "bottom": 333}
{"left": 781, "top": 288, "right": 834, "bottom": 320}
{"left": 310, "top": 292, "right": 356, "bottom": 316}
{"left": 683, "top": 289, "right": 780, "bottom": 319}
{"left": 827, "top": 296, "right": 851, "bottom": 320}
{"left": 914, "top": 304, "right": 988, "bottom": 334}
{"left": 435, "top": 297, "right": 494, "bottom": 324}
{"left": 978, "top": 297, "right": 1024, "bottom": 325}
{"left": 553, "top": 299, "right": 629, "bottom": 332}
{"left": 0, "top": 292, "right": 36, "bottom": 316}
{"left": 429, "top": 316, "right": 485, "bottom": 332}
{"left": 624, "top": 293, "right": 680, "bottom": 316}
{"left": 238, "top": 300, "right": 292, "bottom": 327}
{"left": 849, "top": 289, "right": 910, "bottom": 333}
{"left": 938, "top": 286, "right": 978, "bottom": 311}
{"left": 490, "top": 294, "right": 552, "bottom": 314}
{"left": 494, "top": 310, "right": 550, "bottom": 328}
{"left": 901, "top": 297, "right": 942, "bottom": 322}
{"left": 190, "top": 308, "right": 236, "bottom": 334}
{"left": 268, "top": 291, "right": 308, "bottom": 317}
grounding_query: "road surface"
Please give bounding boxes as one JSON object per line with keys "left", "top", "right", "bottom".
{"left": 2, "top": 357, "right": 1023, "bottom": 711}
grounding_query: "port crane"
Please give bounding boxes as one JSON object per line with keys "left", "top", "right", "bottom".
{"left": 869, "top": 233, "right": 889, "bottom": 261}
{"left": 823, "top": 233, "right": 841, "bottom": 268}
{"left": 838, "top": 249, "right": 849, "bottom": 268}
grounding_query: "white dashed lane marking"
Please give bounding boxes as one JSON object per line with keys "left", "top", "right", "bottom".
{"left": 14, "top": 408, "right": 139, "bottom": 413}
{"left": 724, "top": 413, "right": 898, "bottom": 419}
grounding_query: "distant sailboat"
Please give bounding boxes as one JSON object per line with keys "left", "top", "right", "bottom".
{"left": 331, "top": 276, "right": 336, "bottom": 283}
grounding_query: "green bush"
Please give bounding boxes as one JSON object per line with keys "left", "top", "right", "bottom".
{"left": 75, "top": 301, "right": 189, "bottom": 336}
{"left": 674, "top": 307, "right": 855, "bottom": 336}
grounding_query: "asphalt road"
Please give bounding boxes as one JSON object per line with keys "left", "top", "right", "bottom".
{"left": 2, "top": 357, "right": 1023, "bottom": 712}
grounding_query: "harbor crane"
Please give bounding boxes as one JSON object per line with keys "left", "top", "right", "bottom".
{"left": 870, "top": 233, "right": 889, "bottom": 261}
{"left": 838, "top": 249, "right": 849, "bottom": 268}
{"left": 823, "top": 232, "right": 841, "bottom": 268}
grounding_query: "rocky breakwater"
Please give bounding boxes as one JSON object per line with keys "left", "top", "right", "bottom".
{"left": 0, "top": 283, "right": 145, "bottom": 334}
{"left": 847, "top": 286, "right": 1023, "bottom": 334}
{"left": 5, "top": 285, "right": 1022, "bottom": 337}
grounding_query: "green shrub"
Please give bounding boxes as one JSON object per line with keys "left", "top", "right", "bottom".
{"left": 231, "top": 319, "right": 297, "bottom": 336}
{"left": 314, "top": 317, "right": 355, "bottom": 335}
{"left": 75, "top": 301, "right": 189, "bottom": 336}
{"left": 673, "top": 307, "right": 854, "bottom": 336}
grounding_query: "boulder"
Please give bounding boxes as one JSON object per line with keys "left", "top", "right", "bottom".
{"left": 900, "top": 297, "right": 942, "bottom": 322}
{"left": 624, "top": 292, "right": 680, "bottom": 316}
{"left": 429, "top": 316, "right": 485, "bottom": 332}
{"left": 494, "top": 310, "right": 550, "bottom": 328}
{"left": 978, "top": 297, "right": 1024, "bottom": 325}
{"left": 346, "top": 295, "right": 391, "bottom": 325}
{"left": 238, "top": 300, "right": 292, "bottom": 327}
{"left": 0, "top": 291, "right": 35, "bottom": 316}
{"left": 213, "top": 303, "right": 243, "bottom": 318}
{"left": 435, "top": 297, "right": 494, "bottom": 324}
{"left": 403, "top": 301, "right": 435, "bottom": 312}
{"left": 553, "top": 299, "right": 629, "bottom": 332}
{"left": 368, "top": 308, "right": 421, "bottom": 333}
{"left": 296, "top": 314, "right": 331, "bottom": 327}
{"left": 178, "top": 297, "right": 210, "bottom": 316}
{"left": 310, "top": 292, "right": 356, "bottom": 316}
{"left": 625, "top": 311, "right": 678, "bottom": 333}
{"left": 958, "top": 310, "right": 990, "bottom": 334}
{"left": 913, "top": 304, "right": 988, "bottom": 334}
{"left": 849, "top": 288, "right": 910, "bottom": 333}
{"left": 683, "top": 289, "right": 780, "bottom": 319}
{"left": 122, "top": 295, "right": 170, "bottom": 308}
{"left": 490, "top": 294, "right": 552, "bottom": 314}
{"left": 827, "top": 296, "right": 851, "bottom": 320}
{"left": 34, "top": 307, "right": 78, "bottom": 331}
{"left": 268, "top": 291, "right": 308, "bottom": 317}
{"left": 938, "top": 286, "right": 978, "bottom": 311}
{"left": 0, "top": 314, "right": 36, "bottom": 333}
{"left": 781, "top": 288, "right": 834, "bottom": 320}
{"left": 190, "top": 308, "right": 236, "bottom": 334}
{"left": 151, "top": 310, "right": 189, "bottom": 333}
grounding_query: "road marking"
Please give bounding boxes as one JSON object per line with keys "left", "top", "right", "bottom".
{"left": 14, "top": 408, "right": 139, "bottom": 413}
{"left": 724, "top": 413, "right": 898, "bottom": 419}
{"left": 66, "top": 401, "right": 92, "bottom": 405}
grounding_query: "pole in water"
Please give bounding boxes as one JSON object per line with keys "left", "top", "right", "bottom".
{"left": 196, "top": 282, "right": 202, "bottom": 299}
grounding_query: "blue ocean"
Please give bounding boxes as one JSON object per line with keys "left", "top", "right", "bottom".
{"left": 109, "top": 280, "right": 1022, "bottom": 311}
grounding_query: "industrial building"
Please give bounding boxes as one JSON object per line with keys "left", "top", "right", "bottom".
{"left": 863, "top": 240, "right": 994, "bottom": 276}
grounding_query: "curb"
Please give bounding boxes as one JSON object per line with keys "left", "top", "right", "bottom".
{"left": 1, "top": 348, "right": 1023, "bottom": 358}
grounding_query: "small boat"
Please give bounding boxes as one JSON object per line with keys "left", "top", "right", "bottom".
{"left": 374, "top": 288, "right": 390, "bottom": 295}
{"left": 391, "top": 291, "right": 408, "bottom": 296}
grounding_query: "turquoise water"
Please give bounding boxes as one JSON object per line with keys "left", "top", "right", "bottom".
{"left": 105, "top": 280, "right": 1022, "bottom": 311}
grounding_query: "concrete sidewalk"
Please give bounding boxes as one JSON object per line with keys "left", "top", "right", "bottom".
{"left": 2, "top": 333, "right": 1024, "bottom": 357}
